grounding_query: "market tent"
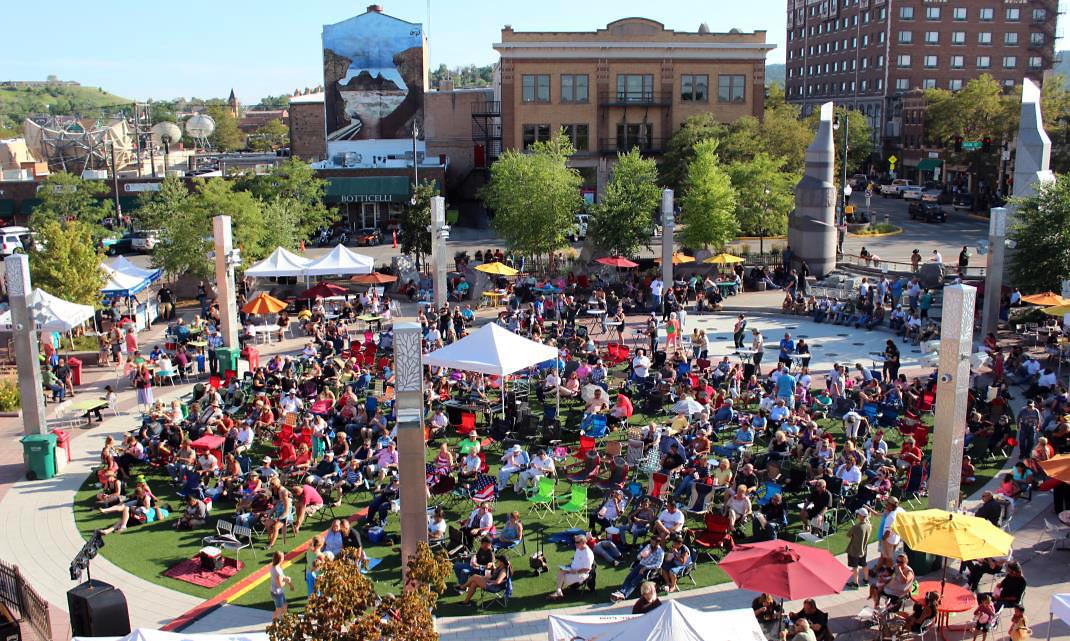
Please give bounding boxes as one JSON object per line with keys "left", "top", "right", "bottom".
{"left": 106, "top": 256, "right": 162, "bottom": 283}
{"left": 244, "top": 247, "right": 312, "bottom": 278}
{"left": 73, "top": 628, "right": 268, "bottom": 641}
{"left": 425, "top": 322, "right": 558, "bottom": 377}
{"left": 0, "top": 288, "right": 95, "bottom": 332}
{"left": 303, "top": 244, "right": 374, "bottom": 277}
{"left": 547, "top": 601, "right": 765, "bottom": 641}
{"left": 101, "top": 256, "right": 162, "bottom": 297}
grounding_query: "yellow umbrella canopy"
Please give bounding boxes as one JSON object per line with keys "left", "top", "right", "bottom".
{"left": 1041, "top": 303, "right": 1070, "bottom": 316}
{"left": 704, "top": 253, "right": 746, "bottom": 265}
{"left": 1021, "top": 291, "right": 1069, "bottom": 306}
{"left": 892, "top": 509, "right": 1013, "bottom": 561}
{"left": 475, "top": 261, "right": 519, "bottom": 276}
{"left": 242, "top": 292, "right": 287, "bottom": 315}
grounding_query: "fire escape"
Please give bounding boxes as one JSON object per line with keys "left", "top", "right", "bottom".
{"left": 471, "top": 101, "right": 502, "bottom": 169}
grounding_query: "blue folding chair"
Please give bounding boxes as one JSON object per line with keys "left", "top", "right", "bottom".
{"left": 581, "top": 414, "right": 608, "bottom": 438}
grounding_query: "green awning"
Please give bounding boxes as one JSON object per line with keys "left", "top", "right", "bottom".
{"left": 0, "top": 200, "right": 14, "bottom": 216}
{"left": 324, "top": 176, "right": 411, "bottom": 204}
{"left": 916, "top": 158, "right": 944, "bottom": 171}
{"left": 19, "top": 198, "right": 41, "bottom": 214}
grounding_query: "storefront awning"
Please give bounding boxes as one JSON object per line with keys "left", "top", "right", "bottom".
{"left": 916, "top": 158, "right": 943, "bottom": 171}
{"left": 0, "top": 200, "right": 14, "bottom": 217}
{"left": 19, "top": 198, "right": 41, "bottom": 215}
{"left": 324, "top": 176, "right": 411, "bottom": 204}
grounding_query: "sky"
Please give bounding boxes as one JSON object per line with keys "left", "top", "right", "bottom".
{"left": 4, "top": 0, "right": 792, "bottom": 102}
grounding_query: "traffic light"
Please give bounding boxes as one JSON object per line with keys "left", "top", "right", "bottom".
{"left": 982, "top": 137, "right": 992, "bottom": 152}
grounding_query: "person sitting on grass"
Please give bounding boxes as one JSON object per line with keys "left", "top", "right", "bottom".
{"left": 457, "top": 554, "right": 511, "bottom": 606}
{"left": 175, "top": 494, "right": 208, "bottom": 531}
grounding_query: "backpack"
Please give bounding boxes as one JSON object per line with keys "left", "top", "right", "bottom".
{"left": 529, "top": 530, "right": 548, "bottom": 575}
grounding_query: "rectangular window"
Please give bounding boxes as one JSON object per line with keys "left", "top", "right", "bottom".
{"left": 878, "top": 31, "right": 886, "bottom": 43}
{"left": 615, "top": 74, "right": 654, "bottom": 102}
{"left": 876, "top": 54, "right": 884, "bottom": 67}
{"left": 978, "top": 32, "right": 992, "bottom": 45}
{"left": 896, "top": 78, "right": 910, "bottom": 91}
{"left": 949, "top": 79, "right": 963, "bottom": 90}
{"left": 1003, "top": 79, "right": 1016, "bottom": 90}
{"left": 951, "top": 31, "right": 966, "bottom": 44}
{"left": 1003, "top": 56, "right": 1017, "bottom": 68}
{"left": 976, "top": 55, "right": 991, "bottom": 69}
{"left": 896, "top": 54, "right": 912, "bottom": 68}
{"left": 877, "top": 78, "right": 884, "bottom": 90}
{"left": 1005, "top": 32, "right": 1019, "bottom": 45}
{"left": 521, "top": 75, "right": 550, "bottom": 103}
{"left": 861, "top": 79, "right": 868, "bottom": 91}
{"left": 1031, "top": 32, "right": 1045, "bottom": 45}
{"left": 680, "top": 74, "right": 709, "bottom": 102}
{"left": 924, "top": 55, "right": 938, "bottom": 68}
{"left": 717, "top": 74, "right": 747, "bottom": 103}
{"left": 560, "top": 74, "right": 589, "bottom": 103}
{"left": 950, "top": 55, "right": 965, "bottom": 68}
{"left": 953, "top": 7, "right": 967, "bottom": 20}
{"left": 979, "top": 7, "right": 994, "bottom": 21}
{"left": 900, "top": 6, "right": 914, "bottom": 19}
{"left": 1029, "top": 56, "right": 1043, "bottom": 69}
{"left": 1006, "top": 7, "right": 1020, "bottom": 21}
{"left": 1033, "top": 8, "right": 1047, "bottom": 22}
{"left": 898, "top": 31, "right": 913, "bottom": 43}
{"left": 861, "top": 57, "right": 869, "bottom": 69}
{"left": 561, "top": 124, "right": 589, "bottom": 151}
{"left": 616, "top": 123, "right": 652, "bottom": 152}
{"left": 521, "top": 124, "right": 551, "bottom": 150}
{"left": 925, "top": 31, "right": 939, "bottom": 44}
{"left": 923, "top": 78, "right": 937, "bottom": 89}
{"left": 863, "top": 34, "right": 870, "bottom": 46}
{"left": 926, "top": 6, "right": 941, "bottom": 20}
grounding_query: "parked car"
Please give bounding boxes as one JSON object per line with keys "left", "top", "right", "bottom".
{"left": 901, "top": 186, "right": 923, "bottom": 200}
{"left": 0, "top": 226, "right": 33, "bottom": 256}
{"left": 567, "top": 213, "right": 589, "bottom": 242}
{"left": 354, "top": 227, "right": 382, "bottom": 246}
{"left": 909, "top": 203, "right": 947, "bottom": 223}
{"left": 130, "top": 229, "right": 161, "bottom": 252}
{"left": 952, "top": 193, "right": 975, "bottom": 210}
{"left": 851, "top": 174, "right": 869, "bottom": 189}
{"left": 880, "top": 179, "right": 913, "bottom": 197}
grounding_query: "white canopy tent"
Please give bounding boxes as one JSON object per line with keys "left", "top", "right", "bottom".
{"left": 101, "top": 256, "right": 161, "bottom": 297}
{"left": 302, "top": 244, "right": 374, "bottom": 277}
{"left": 244, "top": 247, "right": 313, "bottom": 278}
{"left": 107, "top": 256, "right": 161, "bottom": 282}
{"left": 547, "top": 601, "right": 766, "bottom": 641}
{"left": 73, "top": 628, "right": 268, "bottom": 641}
{"left": 1048, "top": 593, "right": 1070, "bottom": 640}
{"left": 425, "top": 322, "right": 558, "bottom": 377}
{"left": 0, "top": 288, "right": 95, "bottom": 332}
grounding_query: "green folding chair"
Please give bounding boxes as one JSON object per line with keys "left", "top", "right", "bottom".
{"left": 558, "top": 484, "right": 589, "bottom": 527}
{"left": 527, "top": 477, "right": 557, "bottom": 516}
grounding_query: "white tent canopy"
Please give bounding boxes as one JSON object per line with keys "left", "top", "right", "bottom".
{"left": 425, "top": 322, "right": 559, "bottom": 377}
{"left": 107, "top": 256, "right": 161, "bottom": 282}
{"left": 0, "top": 288, "right": 95, "bottom": 332}
{"left": 244, "top": 246, "right": 313, "bottom": 278}
{"left": 548, "top": 601, "right": 766, "bottom": 641}
{"left": 302, "top": 244, "right": 374, "bottom": 277}
{"left": 73, "top": 628, "right": 268, "bottom": 641}
{"left": 101, "top": 256, "right": 161, "bottom": 297}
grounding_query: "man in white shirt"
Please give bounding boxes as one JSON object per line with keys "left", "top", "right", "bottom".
{"left": 931, "top": 249, "right": 943, "bottom": 264}
{"left": 879, "top": 498, "right": 905, "bottom": 560}
{"left": 631, "top": 351, "right": 651, "bottom": 381}
{"left": 843, "top": 410, "right": 862, "bottom": 440}
{"left": 496, "top": 445, "right": 530, "bottom": 491}
{"left": 653, "top": 501, "right": 686, "bottom": 537}
{"left": 550, "top": 535, "right": 595, "bottom": 599}
{"left": 429, "top": 408, "right": 449, "bottom": 437}
{"left": 279, "top": 391, "right": 303, "bottom": 414}
{"left": 650, "top": 278, "right": 664, "bottom": 312}
{"left": 769, "top": 399, "right": 790, "bottom": 425}
{"left": 836, "top": 459, "right": 863, "bottom": 486}
{"left": 516, "top": 449, "right": 555, "bottom": 492}
{"left": 235, "top": 424, "right": 255, "bottom": 451}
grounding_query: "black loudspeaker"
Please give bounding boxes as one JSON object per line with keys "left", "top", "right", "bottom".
{"left": 67, "top": 580, "right": 131, "bottom": 638}
{"left": 0, "top": 602, "right": 20, "bottom": 641}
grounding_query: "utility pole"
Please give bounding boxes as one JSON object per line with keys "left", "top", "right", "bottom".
{"left": 109, "top": 143, "right": 123, "bottom": 227}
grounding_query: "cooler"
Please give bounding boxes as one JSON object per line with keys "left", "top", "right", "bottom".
{"left": 52, "top": 428, "right": 71, "bottom": 472}
{"left": 199, "top": 546, "right": 224, "bottom": 571}
{"left": 68, "top": 357, "right": 83, "bottom": 386}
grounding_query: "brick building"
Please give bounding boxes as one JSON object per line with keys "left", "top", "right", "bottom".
{"left": 288, "top": 92, "right": 328, "bottom": 161}
{"left": 784, "top": 0, "right": 1058, "bottom": 180}
{"left": 493, "top": 18, "right": 773, "bottom": 196}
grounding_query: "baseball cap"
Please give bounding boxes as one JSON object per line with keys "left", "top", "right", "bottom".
{"left": 855, "top": 508, "right": 869, "bottom": 517}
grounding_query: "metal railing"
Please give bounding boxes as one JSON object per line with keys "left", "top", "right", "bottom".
{"left": 837, "top": 254, "right": 987, "bottom": 278}
{"left": 0, "top": 560, "right": 52, "bottom": 641}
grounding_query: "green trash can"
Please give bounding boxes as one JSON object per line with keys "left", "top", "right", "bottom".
{"left": 216, "top": 346, "right": 240, "bottom": 375}
{"left": 905, "top": 545, "right": 940, "bottom": 574}
{"left": 21, "top": 433, "right": 57, "bottom": 480}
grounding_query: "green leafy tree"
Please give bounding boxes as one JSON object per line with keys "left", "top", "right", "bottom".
{"left": 588, "top": 148, "right": 661, "bottom": 257}
{"left": 481, "top": 132, "right": 582, "bottom": 260}
{"left": 1041, "top": 77, "right": 1070, "bottom": 174}
{"left": 232, "top": 159, "right": 333, "bottom": 239}
{"left": 248, "top": 118, "right": 289, "bottom": 151}
{"left": 663, "top": 113, "right": 729, "bottom": 192}
{"left": 1008, "top": 174, "right": 1070, "bottom": 292}
{"left": 29, "top": 172, "right": 109, "bottom": 232}
{"left": 258, "top": 198, "right": 301, "bottom": 253}
{"left": 398, "top": 180, "right": 438, "bottom": 270}
{"left": 678, "top": 140, "right": 738, "bottom": 251}
{"left": 206, "top": 104, "right": 244, "bottom": 151}
{"left": 133, "top": 175, "right": 192, "bottom": 230}
{"left": 726, "top": 153, "right": 798, "bottom": 247}
{"left": 257, "top": 94, "right": 291, "bottom": 109}
{"left": 28, "top": 220, "right": 105, "bottom": 306}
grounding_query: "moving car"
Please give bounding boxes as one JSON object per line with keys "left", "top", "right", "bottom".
{"left": 130, "top": 229, "right": 161, "bottom": 252}
{"left": 0, "top": 226, "right": 33, "bottom": 256}
{"left": 909, "top": 203, "right": 947, "bottom": 223}
{"left": 102, "top": 232, "right": 135, "bottom": 256}
{"left": 880, "top": 179, "right": 913, "bottom": 197}
{"left": 900, "top": 186, "right": 923, "bottom": 200}
{"left": 920, "top": 187, "right": 943, "bottom": 203}
{"left": 952, "top": 193, "right": 974, "bottom": 211}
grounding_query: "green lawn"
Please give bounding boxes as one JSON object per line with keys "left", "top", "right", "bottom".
{"left": 73, "top": 371, "right": 1007, "bottom": 617}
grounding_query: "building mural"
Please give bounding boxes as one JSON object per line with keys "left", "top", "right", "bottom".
{"left": 322, "top": 8, "right": 425, "bottom": 141}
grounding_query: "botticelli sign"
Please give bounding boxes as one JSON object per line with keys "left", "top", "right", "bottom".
{"left": 340, "top": 194, "right": 392, "bottom": 203}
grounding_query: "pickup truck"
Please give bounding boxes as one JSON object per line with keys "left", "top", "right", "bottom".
{"left": 880, "top": 179, "right": 914, "bottom": 197}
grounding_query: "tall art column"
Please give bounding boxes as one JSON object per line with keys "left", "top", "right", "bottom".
{"left": 5, "top": 255, "right": 46, "bottom": 435}
{"left": 788, "top": 102, "right": 837, "bottom": 277}
{"left": 980, "top": 208, "right": 1007, "bottom": 339}
{"left": 393, "top": 321, "right": 428, "bottom": 582}
{"left": 430, "top": 196, "right": 448, "bottom": 310}
{"left": 212, "top": 215, "right": 239, "bottom": 348}
{"left": 928, "top": 284, "right": 977, "bottom": 510}
{"left": 660, "top": 189, "right": 674, "bottom": 290}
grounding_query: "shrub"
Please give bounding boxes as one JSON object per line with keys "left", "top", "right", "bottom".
{"left": 0, "top": 378, "right": 20, "bottom": 412}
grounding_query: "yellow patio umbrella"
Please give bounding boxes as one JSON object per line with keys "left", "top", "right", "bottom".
{"left": 704, "top": 253, "right": 746, "bottom": 265}
{"left": 893, "top": 509, "right": 1014, "bottom": 562}
{"left": 475, "top": 261, "right": 519, "bottom": 277}
{"left": 1021, "top": 291, "right": 1069, "bottom": 306}
{"left": 1041, "top": 303, "right": 1070, "bottom": 316}
{"left": 655, "top": 252, "right": 695, "bottom": 265}
{"left": 242, "top": 292, "right": 287, "bottom": 315}
{"left": 1039, "top": 453, "right": 1070, "bottom": 483}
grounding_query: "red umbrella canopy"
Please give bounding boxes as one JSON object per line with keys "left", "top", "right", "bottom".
{"left": 719, "top": 540, "right": 852, "bottom": 601}
{"left": 596, "top": 256, "right": 639, "bottom": 268}
{"left": 299, "top": 281, "right": 348, "bottom": 299}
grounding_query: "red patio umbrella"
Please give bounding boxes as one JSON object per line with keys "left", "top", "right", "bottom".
{"left": 299, "top": 281, "right": 348, "bottom": 299}
{"left": 596, "top": 256, "right": 639, "bottom": 269}
{"left": 719, "top": 540, "right": 851, "bottom": 601}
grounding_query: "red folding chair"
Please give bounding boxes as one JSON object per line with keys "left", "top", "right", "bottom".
{"left": 456, "top": 411, "right": 477, "bottom": 436}
{"left": 650, "top": 471, "right": 670, "bottom": 499}
{"left": 574, "top": 435, "right": 596, "bottom": 460}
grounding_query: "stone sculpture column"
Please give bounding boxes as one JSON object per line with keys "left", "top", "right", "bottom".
{"left": 1005, "top": 78, "right": 1055, "bottom": 281}
{"left": 5, "top": 255, "right": 46, "bottom": 435}
{"left": 660, "top": 189, "right": 674, "bottom": 290}
{"left": 788, "top": 102, "right": 837, "bottom": 278}
{"left": 393, "top": 321, "right": 428, "bottom": 582}
{"left": 980, "top": 208, "right": 1007, "bottom": 339}
{"left": 212, "top": 215, "right": 239, "bottom": 348}
{"left": 430, "top": 196, "right": 448, "bottom": 310}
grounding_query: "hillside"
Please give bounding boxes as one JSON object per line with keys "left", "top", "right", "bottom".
{"left": 766, "top": 63, "right": 785, "bottom": 87}
{"left": 0, "top": 83, "right": 131, "bottom": 132}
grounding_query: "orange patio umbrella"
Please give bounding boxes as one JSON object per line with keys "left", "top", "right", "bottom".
{"left": 654, "top": 252, "right": 695, "bottom": 265}
{"left": 1021, "top": 291, "right": 1069, "bottom": 306}
{"left": 1040, "top": 453, "right": 1070, "bottom": 483}
{"left": 242, "top": 292, "right": 287, "bottom": 315}
{"left": 351, "top": 272, "right": 399, "bottom": 285}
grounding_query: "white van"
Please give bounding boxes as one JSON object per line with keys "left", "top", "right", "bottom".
{"left": 0, "top": 226, "right": 33, "bottom": 256}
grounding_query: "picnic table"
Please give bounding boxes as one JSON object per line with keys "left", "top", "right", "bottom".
{"left": 481, "top": 291, "right": 507, "bottom": 308}
{"left": 356, "top": 315, "right": 382, "bottom": 331}
{"left": 912, "top": 581, "right": 976, "bottom": 640}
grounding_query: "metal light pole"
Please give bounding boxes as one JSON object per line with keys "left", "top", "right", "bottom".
{"left": 981, "top": 208, "right": 1007, "bottom": 339}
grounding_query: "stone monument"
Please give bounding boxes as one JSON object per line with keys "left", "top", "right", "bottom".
{"left": 430, "top": 196, "right": 448, "bottom": 309}
{"left": 1004, "top": 78, "right": 1055, "bottom": 282}
{"left": 4, "top": 255, "right": 46, "bottom": 435}
{"left": 212, "top": 216, "right": 239, "bottom": 348}
{"left": 393, "top": 320, "right": 428, "bottom": 581}
{"left": 789, "top": 102, "right": 837, "bottom": 278}
{"left": 660, "top": 189, "right": 674, "bottom": 291}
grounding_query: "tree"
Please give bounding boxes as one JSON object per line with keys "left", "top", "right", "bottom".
{"left": 663, "top": 113, "right": 729, "bottom": 192}
{"left": 258, "top": 198, "right": 301, "bottom": 253}
{"left": 726, "top": 153, "right": 798, "bottom": 249}
{"left": 232, "top": 159, "right": 333, "bottom": 239}
{"left": 29, "top": 172, "right": 109, "bottom": 233}
{"left": 678, "top": 140, "right": 738, "bottom": 251}
{"left": 249, "top": 118, "right": 289, "bottom": 152}
{"left": 397, "top": 180, "right": 437, "bottom": 270}
{"left": 268, "top": 544, "right": 450, "bottom": 641}
{"left": 1041, "top": 77, "right": 1070, "bottom": 174}
{"left": 257, "top": 94, "right": 291, "bottom": 110}
{"left": 588, "top": 148, "right": 661, "bottom": 257}
{"left": 28, "top": 220, "right": 105, "bottom": 306}
{"left": 206, "top": 104, "right": 244, "bottom": 151}
{"left": 1008, "top": 174, "right": 1070, "bottom": 292}
{"left": 481, "top": 132, "right": 582, "bottom": 260}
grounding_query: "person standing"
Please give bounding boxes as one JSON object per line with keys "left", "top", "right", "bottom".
{"left": 751, "top": 329, "right": 765, "bottom": 370}
{"left": 846, "top": 508, "right": 872, "bottom": 588}
{"left": 1016, "top": 400, "right": 1041, "bottom": 462}
{"left": 958, "top": 246, "right": 970, "bottom": 276}
{"left": 733, "top": 314, "right": 747, "bottom": 349}
{"left": 649, "top": 277, "right": 664, "bottom": 314}
{"left": 270, "top": 550, "right": 293, "bottom": 621}
{"left": 878, "top": 498, "right": 904, "bottom": 561}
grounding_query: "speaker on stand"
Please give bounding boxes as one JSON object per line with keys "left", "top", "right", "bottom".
{"left": 67, "top": 580, "right": 130, "bottom": 638}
